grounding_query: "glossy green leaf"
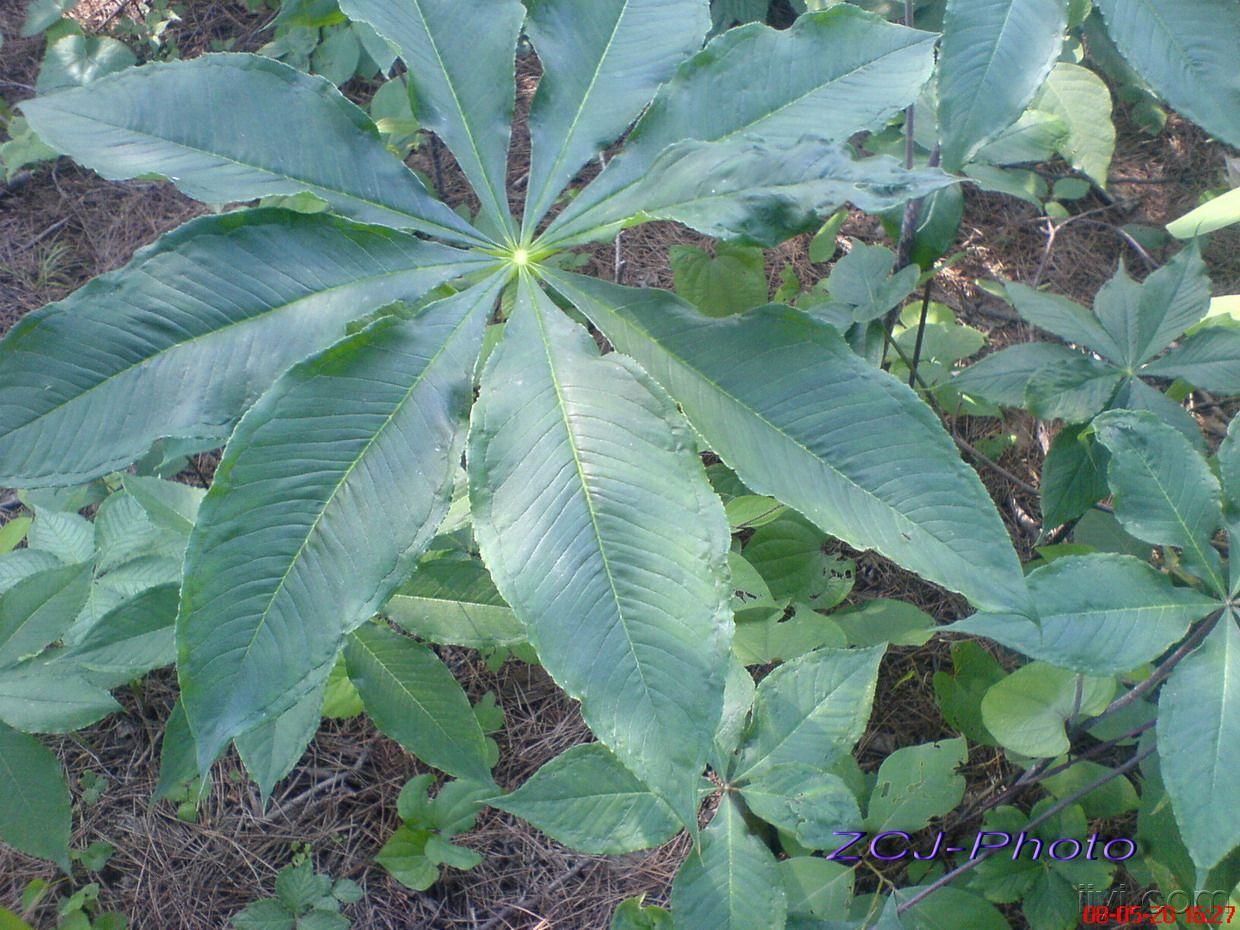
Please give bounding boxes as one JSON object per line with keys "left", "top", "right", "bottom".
{"left": 670, "top": 793, "right": 788, "bottom": 930}
{"left": 0, "top": 210, "right": 491, "bottom": 487}
{"left": 178, "top": 277, "right": 502, "bottom": 771}
{"left": 522, "top": 0, "right": 709, "bottom": 231}
{"left": 547, "top": 272, "right": 1032, "bottom": 615}
{"left": 0, "top": 721, "right": 71, "bottom": 870}
{"left": 865, "top": 739, "right": 966, "bottom": 833}
{"left": 981, "top": 663, "right": 1115, "bottom": 757}
{"left": 1156, "top": 615, "right": 1240, "bottom": 870}
{"left": 1095, "top": 0, "right": 1240, "bottom": 148}
{"left": 469, "top": 276, "right": 731, "bottom": 829}
{"left": 543, "top": 6, "right": 937, "bottom": 246}
{"left": 385, "top": 559, "right": 524, "bottom": 649}
{"left": 0, "top": 564, "right": 90, "bottom": 668}
{"left": 952, "top": 343, "right": 1080, "bottom": 408}
{"left": 20, "top": 55, "right": 481, "bottom": 243}
{"left": 1031, "top": 62, "right": 1114, "bottom": 185}
{"left": 1094, "top": 410, "right": 1226, "bottom": 595}
{"left": 950, "top": 554, "right": 1218, "bottom": 675}
{"left": 492, "top": 743, "right": 681, "bottom": 854}
{"left": 345, "top": 622, "right": 492, "bottom": 782}
{"left": 735, "top": 646, "right": 884, "bottom": 780}
{"left": 937, "top": 0, "right": 1067, "bottom": 169}
{"left": 740, "top": 763, "right": 862, "bottom": 848}
{"left": 338, "top": 0, "right": 524, "bottom": 240}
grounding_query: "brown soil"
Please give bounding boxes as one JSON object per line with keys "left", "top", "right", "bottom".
{"left": 1, "top": 2, "right": 1237, "bottom": 928}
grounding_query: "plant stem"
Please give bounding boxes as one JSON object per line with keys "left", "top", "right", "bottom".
{"left": 896, "top": 743, "right": 1156, "bottom": 915}
{"left": 907, "top": 282, "right": 933, "bottom": 388}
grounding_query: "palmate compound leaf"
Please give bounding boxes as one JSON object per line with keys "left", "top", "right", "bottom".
{"left": 178, "top": 274, "right": 506, "bottom": 773}
{"left": 0, "top": 209, "right": 494, "bottom": 487}
{"left": 545, "top": 272, "right": 1032, "bottom": 616}
{"left": 0, "top": 721, "right": 71, "bottom": 871}
{"left": 491, "top": 743, "right": 682, "bottom": 854}
{"left": 1156, "top": 612, "right": 1240, "bottom": 871}
{"left": 468, "top": 275, "right": 732, "bottom": 831}
{"left": 1094, "top": 0, "right": 1240, "bottom": 149}
{"left": 950, "top": 554, "right": 1219, "bottom": 675}
{"left": 1093, "top": 410, "right": 1227, "bottom": 596}
{"left": 541, "top": 135, "right": 958, "bottom": 250}
{"left": 521, "top": 0, "right": 710, "bottom": 232}
{"left": 19, "top": 55, "right": 482, "bottom": 244}
{"left": 540, "top": 4, "right": 938, "bottom": 248}
{"left": 937, "top": 0, "right": 1068, "bottom": 170}
{"left": 337, "top": 0, "right": 525, "bottom": 242}
{"left": 670, "top": 793, "right": 788, "bottom": 930}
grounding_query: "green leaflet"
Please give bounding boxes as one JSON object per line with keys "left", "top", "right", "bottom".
{"left": 937, "top": 0, "right": 1067, "bottom": 169}
{"left": 0, "top": 564, "right": 91, "bottom": 668}
{"left": 1156, "top": 615, "right": 1240, "bottom": 871}
{"left": 1040, "top": 425, "right": 1109, "bottom": 527}
{"left": 953, "top": 343, "right": 1082, "bottom": 408}
{"left": 1222, "top": 420, "right": 1240, "bottom": 597}
{"left": 338, "top": 0, "right": 524, "bottom": 241}
{"left": 734, "top": 645, "right": 884, "bottom": 781}
{"left": 385, "top": 558, "right": 525, "bottom": 649}
{"left": 0, "top": 209, "right": 492, "bottom": 487}
{"left": 178, "top": 276, "right": 503, "bottom": 772}
{"left": 543, "top": 5, "right": 937, "bottom": 246}
{"left": 949, "top": 554, "right": 1220, "bottom": 674}
{"left": 491, "top": 743, "right": 681, "bottom": 854}
{"left": 0, "top": 721, "right": 71, "bottom": 871}
{"left": 670, "top": 793, "right": 788, "bottom": 930}
{"left": 48, "top": 583, "right": 179, "bottom": 689}
{"left": 37, "top": 35, "right": 136, "bottom": 93}
{"left": 546, "top": 271, "right": 1032, "bottom": 615}
{"left": 468, "top": 275, "right": 732, "bottom": 831}
{"left": 981, "top": 663, "right": 1114, "bottom": 758}
{"left": 1141, "top": 327, "right": 1240, "bottom": 395}
{"left": 0, "top": 667, "right": 120, "bottom": 735}
{"left": 542, "top": 136, "right": 956, "bottom": 249}
{"left": 1094, "top": 411, "right": 1227, "bottom": 596}
{"left": 345, "top": 623, "right": 492, "bottom": 783}
{"left": 522, "top": 0, "right": 709, "bottom": 232}
{"left": 20, "top": 55, "right": 481, "bottom": 243}
{"left": 1168, "top": 187, "right": 1240, "bottom": 239}
{"left": 236, "top": 681, "right": 325, "bottom": 806}
{"left": 1031, "top": 62, "right": 1114, "bottom": 185}
{"left": 1095, "top": 0, "right": 1240, "bottom": 148}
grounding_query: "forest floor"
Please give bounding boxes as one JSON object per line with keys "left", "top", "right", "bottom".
{"left": 1, "top": 2, "right": 1238, "bottom": 928}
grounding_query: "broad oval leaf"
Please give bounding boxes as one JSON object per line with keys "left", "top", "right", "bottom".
{"left": 734, "top": 645, "right": 885, "bottom": 781}
{"left": 1095, "top": 0, "right": 1240, "bottom": 148}
{"left": 178, "top": 276, "right": 503, "bottom": 771}
{"left": 492, "top": 743, "right": 681, "bottom": 854}
{"left": 1031, "top": 62, "right": 1114, "bottom": 185}
{"left": 338, "top": 0, "right": 524, "bottom": 241}
{"left": 981, "top": 663, "right": 1114, "bottom": 758}
{"left": 522, "top": 0, "right": 709, "bottom": 232}
{"left": 547, "top": 272, "right": 1032, "bottom": 615}
{"left": 345, "top": 622, "right": 492, "bottom": 783}
{"left": 865, "top": 738, "right": 967, "bottom": 833}
{"left": 1157, "top": 614, "right": 1240, "bottom": 871}
{"left": 0, "top": 209, "right": 493, "bottom": 487}
{"left": 937, "top": 0, "right": 1067, "bottom": 169}
{"left": 0, "top": 722, "right": 71, "bottom": 870}
{"left": 671, "top": 793, "right": 788, "bottom": 930}
{"left": 468, "top": 276, "right": 732, "bottom": 830}
{"left": 1094, "top": 410, "right": 1226, "bottom": 596}
{"left": 952, "top": 555, "right": 1219, "bottom": 673}
{"left": 542, "top": 5, "right": 937, "bottom": 246}
{"left": 20, "top": 55, "right": 482, "bottom": 243}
